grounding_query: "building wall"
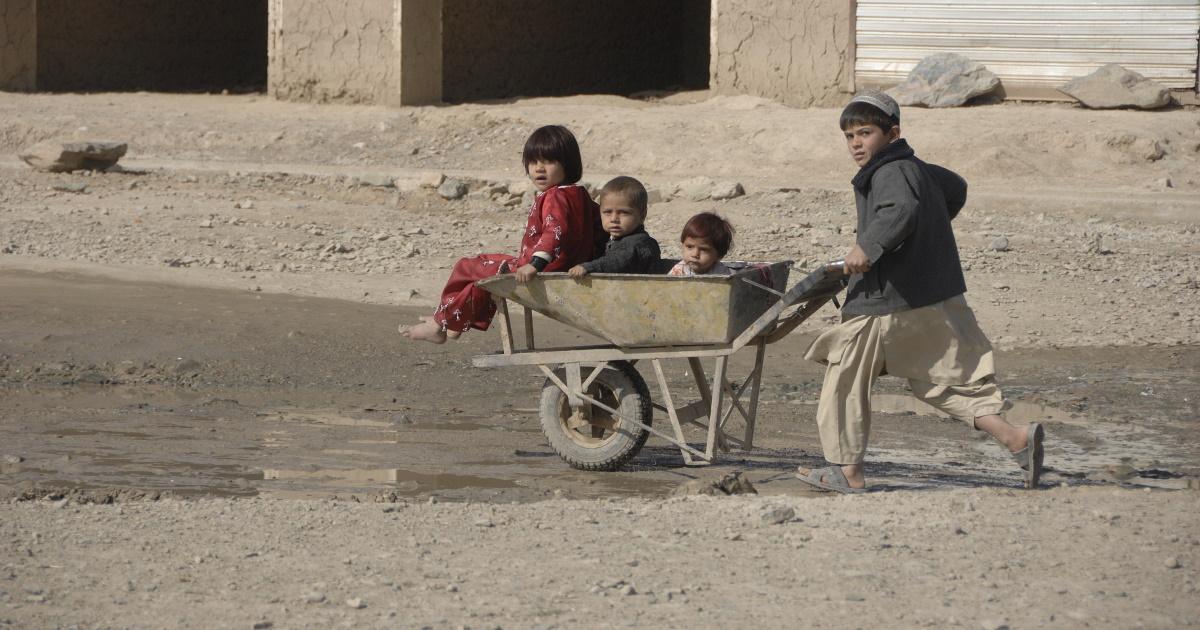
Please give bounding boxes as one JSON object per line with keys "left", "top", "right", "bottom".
{"left": 0, "top": 0, "right": 37, "bottom": 91}
{"left": 711, "top": 0, "right": 852, "bottom": 108}
{"left": 35, "top": 0, "right": 266, "bottom": 92}
{"left": 441, "top": 0, "right": 709, "bottom": 102}
{"left": 269, "top": 0, "right": 396, "bottom": 103}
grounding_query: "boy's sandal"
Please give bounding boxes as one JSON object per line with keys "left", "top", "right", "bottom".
{"left": 1009, "top": 422, "right": 1045, "bottom": 489}
{"left": 795, "top": 466, "right": 867, "bottom": 494}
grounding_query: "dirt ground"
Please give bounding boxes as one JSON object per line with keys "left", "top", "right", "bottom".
{"left": 1, "top": 92, "right": 1199, "bottom": 628}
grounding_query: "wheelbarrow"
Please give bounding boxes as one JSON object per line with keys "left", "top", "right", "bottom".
{"left": 472, "top": 261, "right": 846, "bottom": 470}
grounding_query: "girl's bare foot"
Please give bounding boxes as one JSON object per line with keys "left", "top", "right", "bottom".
{"left": 446, "top": 329, "right": 462, "bottom": 340}
{"left": 398, "top": 318, "right": 447, "bottom": 344}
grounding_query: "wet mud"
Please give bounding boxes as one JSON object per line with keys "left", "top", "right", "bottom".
{"left": 1, "top": 269, "right": 1196, "bottom": 503}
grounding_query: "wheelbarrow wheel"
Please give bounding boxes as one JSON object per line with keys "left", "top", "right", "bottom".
{"left": 539, "top": 361, "right": 652, "bottom": 471}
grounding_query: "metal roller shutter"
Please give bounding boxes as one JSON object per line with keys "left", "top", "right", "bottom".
{"left": 855, "top": 0, "right": 1200, "bottom": 90}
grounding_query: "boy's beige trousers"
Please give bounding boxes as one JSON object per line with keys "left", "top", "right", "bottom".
{"left": 804, "top": 294, "right": 1005, "bottom": 465}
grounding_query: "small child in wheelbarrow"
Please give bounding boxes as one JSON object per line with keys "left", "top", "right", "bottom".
{"left": 796, "top": 90, "right": 1046, "bottom": 493}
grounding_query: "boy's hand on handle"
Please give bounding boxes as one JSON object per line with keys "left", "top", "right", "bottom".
{"left": 568, "top": 265, "right": 588, "bottom": 280}
{"left": 844, "top": 244, "right": 871, "bottom": 274}
{"left": 514, "top": 263, "right": 539, "bottom": 284}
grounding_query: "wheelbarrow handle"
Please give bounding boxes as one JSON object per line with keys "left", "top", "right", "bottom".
{"left": 826, "top": 260, "right": 847, "bottom": 274}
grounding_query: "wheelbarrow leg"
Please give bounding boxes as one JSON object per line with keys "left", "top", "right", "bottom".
{"left": 494, "top": 297, "right": 515, "bottom": 355}
{"left": 743, "top": 340, "right": 767, "bottom": 450}
{"left": 652, "top": 359, "right": 695, "bottom": 465}
{"left": 689, "top": 357, "right": 730, "bottom": 454}
{"left": 705, "top": 356, "right": 728, "bottom": 459}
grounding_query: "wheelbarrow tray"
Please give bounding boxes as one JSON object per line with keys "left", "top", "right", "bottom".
{"left": 476, "top": 261, "right": 791, "bottom": 348}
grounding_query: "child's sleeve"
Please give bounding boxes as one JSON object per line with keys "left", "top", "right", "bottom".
{"left": 528, "top": 188, "right": 573, "bottom": 264}
{"left": 927, "top": 163, "right": 968, "bottom": 220}
{"left": 858, "top": 165, "right": 919, "bottom": 264}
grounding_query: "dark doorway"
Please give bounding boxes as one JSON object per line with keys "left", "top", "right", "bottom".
{"left": 442, "top": 0, "right": 710, "bottom": 102}
{"left": 36, "top": 0, "right": 267, "bottom": 92}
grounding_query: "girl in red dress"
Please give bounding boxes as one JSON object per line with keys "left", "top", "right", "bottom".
{"left": 400, "top": 125, "right": 601, "bottom": 344}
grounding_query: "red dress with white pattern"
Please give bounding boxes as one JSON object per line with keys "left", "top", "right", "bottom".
{"left": 433, "top": 185, "right": 599, "bottom": 333}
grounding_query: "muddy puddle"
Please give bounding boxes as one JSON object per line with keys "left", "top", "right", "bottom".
{"left": 1, "top": 270, "right": 1197, "bottom": 501}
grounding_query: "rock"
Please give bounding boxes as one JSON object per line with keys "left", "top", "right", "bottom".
{"left": 620, "top": 584, "right": 637, "bottom": 596}
{"left": 760, "top": 506, "right": 796, "bottom": 525}
{"left": 1158, "top": 177, "right": 1173, "bottom": 189}
{"left": 2, "top": 455, "right": 22, "bottom": 464}
{"left": 51, "top": 182, "right": 88, "bottom": 194}
{"left": 235, "top": 200, "right": 254, "bottom": 210}
{"left": 421, "top": 172, "right": 446, "bottom": 188}
{"left": 357, "top": 173, "right": 395, "bottom": 188}
{"left": 507, "top": 180, "right": 530, "bottom": 196}
{"left": 645, "top": 187, "right": 665, "bottom": 204}
{"left": 345, "top": 597, "right": 366, "bottom": 609}
{"left": 675, "top": 175, "right": 716, "bottom": 202}
{"left": 437, "top": 178, "right": 469, "bottom": 200}
{"left": 1165, "top": 556, "right": 1181, "bottom": 569}
{"left": 405, "top": 227, "right": 427, "bottom": 236}
{"left": 198, "top": 219, "right": 214, "bottom": 228}
{"left": 1058, "top": 64, "right": 1172, "bottom": 110}
{"left": 173, "top": 358, "right": 202, "bottom": 376}
{"left": 991, "top": 282, "right": 1009, "bottom": 290}
{"left": 371, "top": 232, "right": 390, "bottom": 242}
{"left": 990, "top": 236, "right": 1010, "bottom": 252}
{"left": 302, "top": 591, "right": 325, "bottom": 604}
{"left": 888, "top": 53, "right": 1002, "bottom": 107}
{"left": 672, "top": 471, "right": 757, "bottom": 496}
{"left": 253, "top": 622, "right": 274, "bottom": 630}
{"left": 19, "top": 141, "right": 127, "bottom": 172}
{"left": 710, "top": 181, "right": 745, "bottom": 201}
{"left": 979, "top": 620, "right": 1009, "bottom": 630}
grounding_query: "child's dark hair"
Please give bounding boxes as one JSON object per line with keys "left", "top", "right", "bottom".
{"left": 839, "top": 101, "right": 899, "bottom": 133}
{"left": 681, "top": 212, "right": 735, "bottom": 257}
{"left": 599, "top": 176, "right": 648, "bottom": 214}
{"left": 522, "top": 125, "right": 583, "bottom": 184}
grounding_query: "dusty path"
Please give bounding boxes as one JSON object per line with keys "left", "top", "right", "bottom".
{"left": 4, "top": 489, "right": 1199, "bottom": 629}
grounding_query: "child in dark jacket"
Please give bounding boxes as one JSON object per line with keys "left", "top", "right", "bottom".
{"left": 568, "top": 176, "right": 660, "bottom": 277}
{"left": 796, "top": 90, "right": 1046, "bottom": 493}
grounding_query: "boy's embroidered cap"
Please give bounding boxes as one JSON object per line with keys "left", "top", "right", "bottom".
{"left": 849, "top": 89, "right": 900, "bottom": 121}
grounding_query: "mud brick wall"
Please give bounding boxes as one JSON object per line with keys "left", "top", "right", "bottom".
{"left": 35, "top": 0, "right": 267, "bottom": 92}
{"left": 441, "top": 0, "right": 709, "bottom": 102}
{"left": 712, "top": 0, "right": 851, "bottom": 107}
{"left": 0, "top": 0, "right": 37, "bottom": 91}
{"left": 268, "top": 0, "right": 396, "bottom": 103}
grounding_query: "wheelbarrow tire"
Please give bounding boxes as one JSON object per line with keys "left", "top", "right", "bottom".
{"left": 539, "top": 361, "right": 652, "bottom": 471}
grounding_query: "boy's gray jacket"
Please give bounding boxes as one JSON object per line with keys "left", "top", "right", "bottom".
{"left": 581, "top": 228, "right": 661, "bottom": 274}
{"left": 845, "top": 138, "right": 968, "bottom": 316}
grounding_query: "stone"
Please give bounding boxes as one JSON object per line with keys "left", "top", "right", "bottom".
{"left": 1165, "top": 556, "right": 1181, "bottom": 569}
{"left": 710, "top": 181, "right": 745, "bottom": 201}
{"left": 346, "top": 597, "right": 366, "bottom": 609}
{"left": 235, "top": 200, "right": 254, "bottom": 210}
{"left": 675, "top": 175, "right": 716, "bottom": 202}
{"left": 620, "top": 584, "right": 637, "bottom": 596}
{"left": 1058, "top": 64, "right": 1172, "bottom": 110}
{"left": 420, "top": 172, "right": 446, "bottom": 188}
{"left": 51, "top": 182, "right": 88, "bottom": 194}
{"left": 19, "top": 141, "right": 127, "bottom": 172}
{"left": 2, "top": 455, "right": 23, "bottom": 464}
{"left": 672, "top": 471, "right": 757, "bottom": 496}
{"left": 760, "top": 506, "right": 796, "bottom": 525}
{"left": 198, "top": 219, "right": 214, "bottom": 228}
{"left": 990, "top": 236, "right": 1010, "bottom": 252}
{"left": 173, "top": 358, "right": 202, "bottom": 376}
{"left": 645, "top": 187, "right": 665, "bottom": 204}
{"left": 357, "top": 173, "right": 395, "bottom": 188}
{"left": 888, "top": 53, "right": 1002, "bottom": 107}
{"left": 437, "top": 178, "right": 469, "bottom": 200}
{"left": 979, "top": 620, "right": 1009, "bottom": 630}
